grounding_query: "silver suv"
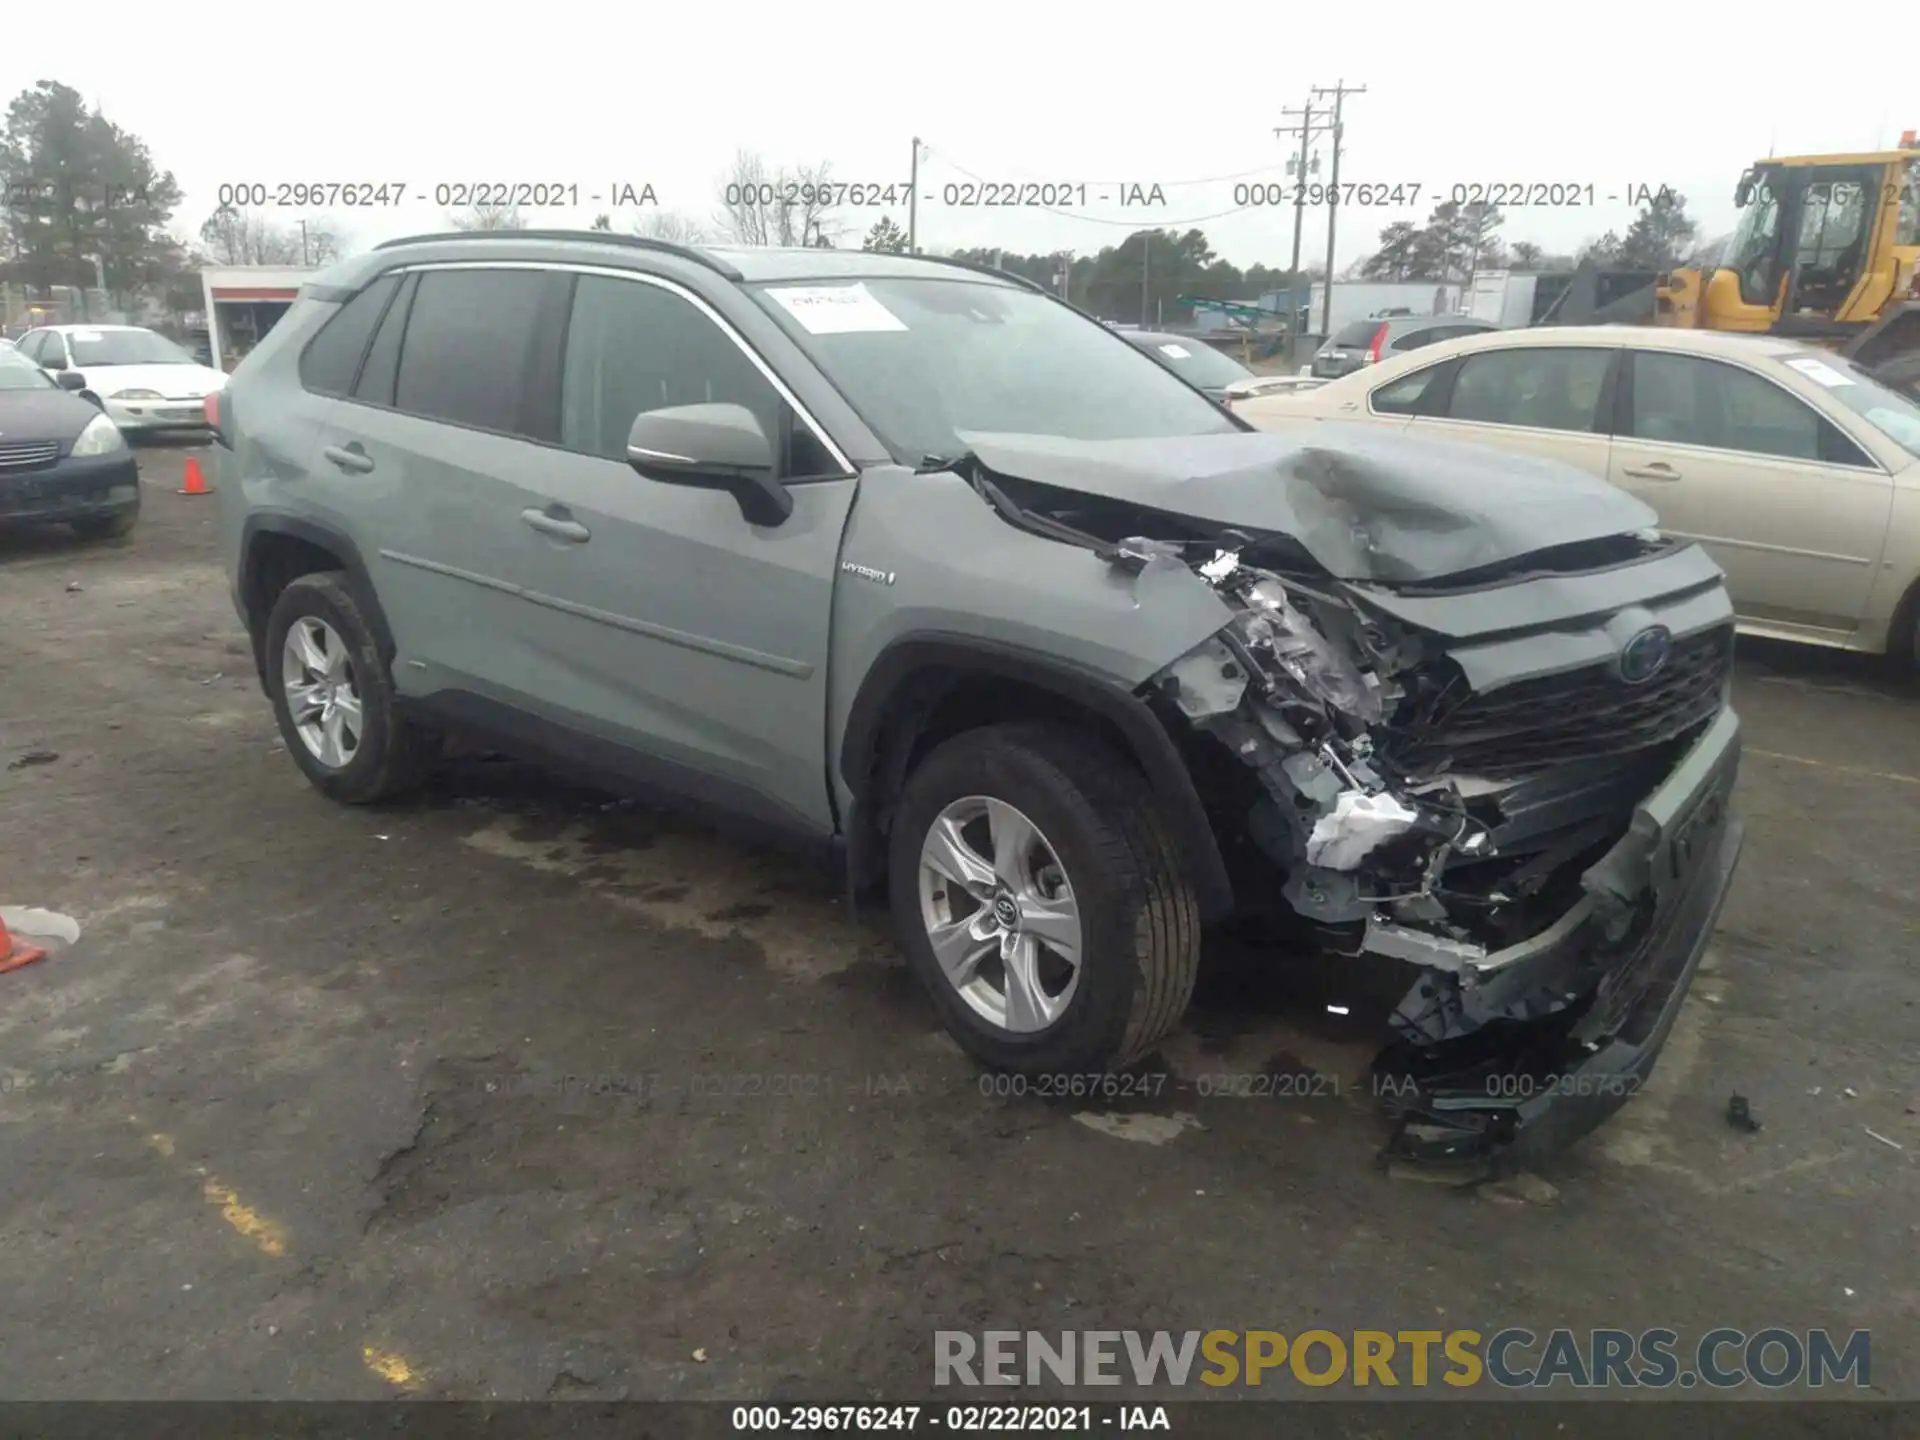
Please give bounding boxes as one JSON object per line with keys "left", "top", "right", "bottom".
{"left": 1312, "top": 315, "right": 1498, "bottom": 379}
{"left": 215, "top": 231, "right": 1746, "bottom": 1164}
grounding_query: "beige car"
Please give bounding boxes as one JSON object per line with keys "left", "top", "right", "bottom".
{"left": 1235, "top": 325, "right": 1920, "bottom": 669}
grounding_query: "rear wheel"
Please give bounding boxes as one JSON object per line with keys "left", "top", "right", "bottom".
{"left": 263, "top": 572, "right": 433, "bottom": 804}
{"left": 888, "top": 722, "right": 1200, "bottom": 1075}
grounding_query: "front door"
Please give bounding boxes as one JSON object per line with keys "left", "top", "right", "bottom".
{"left": 496, "top": 270, "right": 858, "bottom": 835}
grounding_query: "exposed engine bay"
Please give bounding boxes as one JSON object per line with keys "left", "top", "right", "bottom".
{"left": 956, "top": 452, "right": 1741, "bottom": 1164}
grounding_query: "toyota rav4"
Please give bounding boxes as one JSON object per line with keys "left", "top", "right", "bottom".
{"left": 215, "top": 231, "right": 1746, "bottom": 1164}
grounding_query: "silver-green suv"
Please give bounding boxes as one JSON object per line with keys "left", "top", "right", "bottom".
{"left": 215, "top": 230, "right": 1747, "bottom": 1164}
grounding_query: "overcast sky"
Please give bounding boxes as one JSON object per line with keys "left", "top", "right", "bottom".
{"left": 9, "top": 6, "right": 1911, "bottom": 270}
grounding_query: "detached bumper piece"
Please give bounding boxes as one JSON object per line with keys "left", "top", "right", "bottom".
{"left": 1372, "top": 708, "right": 1745, "bottom": 1167}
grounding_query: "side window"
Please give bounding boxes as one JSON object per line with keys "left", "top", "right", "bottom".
{"left": 1389, "top": 328, "right": 1435, "bottom": 353}
{"left": 393, "top": 269, "right": 549, "bottom": 436}
{"left": 1447, "top": 347, "right": 1611, "bottom": 433}
{"left": 298, "top": 273, "right": 400, "bottom": 397}
{"left": 1628, "top": 352, "right": 1868, "bottom": 465}
{"left": 1369, "top": 363, "right": 1448, "bottom": 416}
{"left": 16, "top": 332, "right": 44, "bottom": 361}
{"left": 353, "top": 273, "right": 417, "bottom": 408}
{"left": 559, "top": 274, "right": 839, "bottom": 478}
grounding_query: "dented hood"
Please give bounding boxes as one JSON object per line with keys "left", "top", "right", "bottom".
{"left": 958, "top": 424, "right": 1659, "bottom": 585}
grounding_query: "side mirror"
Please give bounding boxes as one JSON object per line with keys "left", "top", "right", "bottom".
{"left": 626, "top": 402, "right": 793, "bottom": 527}
{"left": 55, "top": 370, "right": 87, "bottom": 392}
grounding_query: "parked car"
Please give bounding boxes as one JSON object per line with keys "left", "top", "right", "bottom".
{"left": 1311, "top": 314, "right": 1498, "bottom": 379}
{"left": 13, "top": 323, "right": 226, "bottom": 435}
{"left": 1118, "top": 329, "right": 1316, "bottom": 407}
{"left": 1239, "top": 325, "right": 1920, "bottom": 669}
{"left": 0, "top": 346, "right": 140, "bottom": 539}
{"left": 215, "top": 233, "right": 1746, "bottom": 1163}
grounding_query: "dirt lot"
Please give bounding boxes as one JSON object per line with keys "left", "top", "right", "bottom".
{"left": 2, "top": 442, "right": 1917, "bottom": 1403}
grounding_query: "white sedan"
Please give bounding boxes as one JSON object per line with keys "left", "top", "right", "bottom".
{"left": 14, "top": 324, "right": 227, "bottom": 434}
{"left": 1235, "top": 324, "right": 1920, "bottom": 669}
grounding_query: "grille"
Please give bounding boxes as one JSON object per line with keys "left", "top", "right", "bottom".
{"left": 1386, "top": 625, "right": 1734, "bottom": 777}
{"left": 0, "top": 440, "right": 60, "bottom": 471}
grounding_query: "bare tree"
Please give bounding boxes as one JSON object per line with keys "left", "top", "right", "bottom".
{"left": 448, "top": 203, "right": 526, "bottom": 232}
{"left": 713, "top": 150, "right": 844, "bottom": 247}
{"left": 198, "top": 206, "right": 303, "bottom": 265}
{"left": 633, "top": 210, "right": 711, "bottom": 244}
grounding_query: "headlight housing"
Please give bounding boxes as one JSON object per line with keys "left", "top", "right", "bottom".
{"left": 71, "top": 413, "right": 127, "bottom": 456}
{"left": 110, "top": 388, "right": 163, "bottom": 400}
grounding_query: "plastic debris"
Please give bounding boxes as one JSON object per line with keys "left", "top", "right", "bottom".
{"left": 1725, "top": 1094, "right": 1761, "bottom": 1133}
{"left": 1863, "top": 1128, "right": 1903, "bottom": 1151}
{"left": 0, "top": 907, "right": 80, "bottom": 945}
{"left": 6, "top": 750, "right": 58, "bottom": 772}
{"left": 692, "top": 1348, "right": 708, "bottom": 1363}
{"left": 1306, "top": 791, "right": 1419, "bottom": 869}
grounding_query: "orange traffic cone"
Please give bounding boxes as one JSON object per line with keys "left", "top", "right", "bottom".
{"left": 0, "top": 913, "right": 48, "bottom": 976}
{"left": 178, "top": 455, "right": 210, "bottom": 496}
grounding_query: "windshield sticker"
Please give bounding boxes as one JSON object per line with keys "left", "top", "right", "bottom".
{"left": 767, "top": 284, "right": 907, "bottom": 335}
{"left": 1785, "top": 357, "right": 1854, "bottom": 388}
{"left": 71, "top": 329, "right": 104, "bottom": 342}
{"left": 1158, "top": 343, "right": 1192, "bottom": 359}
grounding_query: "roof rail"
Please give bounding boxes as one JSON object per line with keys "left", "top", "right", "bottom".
{"left": 911, "top": 253, "right": 1049, "bottom": 293}
{"left": 372, "top": 228, "right": 743, "bottom": 280}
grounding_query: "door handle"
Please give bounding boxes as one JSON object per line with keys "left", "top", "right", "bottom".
{"left": 1622, "top": 462, "right": 1681, "bottom": 481}
{"left": 321, "top": 443, "right": 375, "bottom": 474}
{"left": 520, "top": 507, "right": 591, "bottom": 544}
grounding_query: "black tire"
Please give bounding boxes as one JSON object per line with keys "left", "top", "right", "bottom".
{"left": 263, "top": 572, "right": 433, "bottom": 804}
{"left": 888, "top": 721, "right": 1201, "bottom": 1075}
{"left": 71, "top": 504, "right": 139, "bottom": 542}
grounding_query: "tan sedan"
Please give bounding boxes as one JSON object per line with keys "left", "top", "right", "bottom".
{"left": 1234, "top": 325, "right": 1920, "bottom": 669}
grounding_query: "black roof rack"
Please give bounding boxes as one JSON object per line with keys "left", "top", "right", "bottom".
{"left": 911, "top": 254, "right": 1048, "bottom": 293}
{"left": 372, "top": 228, "right": 743, "bottom": 281}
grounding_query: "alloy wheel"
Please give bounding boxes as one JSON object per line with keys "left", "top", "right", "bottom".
{"left": 281, "top": 617, "right": 363, "bottom": 769}
{"left": 916, "top": 795, "right": 1084, "bottom": 1034}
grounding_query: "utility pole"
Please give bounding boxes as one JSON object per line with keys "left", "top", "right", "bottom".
{"left": 1312, "top": 79, "right": 1366, "bottom": 337}
{"left": 299, "top": 219, "right": 310, "bottom": 267}
{"left": 1275, "top": 100, "right": 1333, "bottom": 341}
{"left": 1140, "top": 233, "right": 1150, "bottom": 327}
{"left": 908, "top": 138, "right": 922, "bottom": 254}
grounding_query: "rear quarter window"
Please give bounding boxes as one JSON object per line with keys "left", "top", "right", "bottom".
{"left": 298, "top": 274, "right": 401, "bottom": 396}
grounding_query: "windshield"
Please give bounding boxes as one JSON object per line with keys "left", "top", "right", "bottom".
{"left": 65, "top": 329, "right": 196, "bottom": 367}
{"left": 1131, "top": 337, "right": 1253, "bottom": 390}
{"left": 748, "top": 278, "right": 1238, "bottom": 462}
{"left": 1783, "top": 351, "right": 1920, "bottom": 458}
{"left": 0, "top": 351, "right": 55, "bottom": 391}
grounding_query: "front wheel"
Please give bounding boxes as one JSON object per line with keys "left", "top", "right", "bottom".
{"left": 888, "top": 722, "right": 1201, "bottom": 1075}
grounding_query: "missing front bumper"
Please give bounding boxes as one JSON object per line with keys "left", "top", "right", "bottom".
{"left": 1373, "top": 707, "right": 1745, "bottom": 1166}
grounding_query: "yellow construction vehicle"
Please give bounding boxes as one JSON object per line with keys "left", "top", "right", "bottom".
{"left": 1655, "top": 133, "right": 1920, "bottom": 391}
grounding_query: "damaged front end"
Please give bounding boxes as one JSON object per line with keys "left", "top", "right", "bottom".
{"left": 957, "top": 449, "right": 1745, "bottom": 1166}
{"left": 1135, "top": 537, "right": 1744, "bottom": 1166}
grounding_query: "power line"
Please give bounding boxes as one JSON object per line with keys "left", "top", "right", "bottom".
{"left": 919, "top": 145, "right": 1279, "bottom": 229}
{"left": 920, "top": 142, "right": 1295, "bottom": 189}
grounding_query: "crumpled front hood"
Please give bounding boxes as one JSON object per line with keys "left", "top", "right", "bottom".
{"left": 958, "top": 424, "right": 1659, "bottom": 585}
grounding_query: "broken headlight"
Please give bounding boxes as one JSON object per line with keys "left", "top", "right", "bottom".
{"left": 1231, "top": 578, "right": 1383, "bottom": 726}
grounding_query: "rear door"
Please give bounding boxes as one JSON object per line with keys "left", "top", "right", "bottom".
{"left": 496, "top": 269, "right": 859, "bottom": 835}
{"left": 1608, "top": 349, "right": 1894, "bottom": 635}
{"left": 1407, "top": 343, "right": 1619, "bottom": 477}
{"left": 309, "top": 263, "right": 566, "bottom": 710}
